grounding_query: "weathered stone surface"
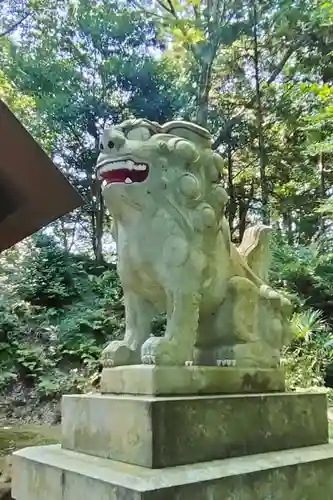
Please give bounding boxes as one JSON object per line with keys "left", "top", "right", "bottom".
{"left": 100, "top": 365, "right": 285, "bottom": 395}
{"left": 12, "top": 443, "right": 333, "bottom": 500}
{"left": 61, "top": 392, "right": 328, "bottom": 468}
{"left": 96, "top": 118, "right": 293, "bottom": 369}
{"left": 0, "top": 484, "right": 11, "bottom": 500}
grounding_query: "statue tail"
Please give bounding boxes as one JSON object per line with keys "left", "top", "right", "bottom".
{"left": 237, "top": 225, "right": 272, "bottom": 283}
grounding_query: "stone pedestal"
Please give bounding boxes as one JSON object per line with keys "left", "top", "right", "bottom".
{"left": 60, "top": 392, "right": 327, "bottom": 467}
{"left": 12, "top": 366, "right": 333, "bottom": 499}
{"left": 100, "top": 365, "right": 286, "bottom": 395}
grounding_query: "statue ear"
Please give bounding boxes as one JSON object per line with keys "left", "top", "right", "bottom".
{"left": 161, "top": 121, "right": 212, "bottom": 148}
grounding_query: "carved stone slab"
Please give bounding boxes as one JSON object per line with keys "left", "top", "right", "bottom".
{"left": 61, "top": 392, "right": 328, "bottom": 468}
{"left": 100, "top": 365, "right": 285, "bottom": 395}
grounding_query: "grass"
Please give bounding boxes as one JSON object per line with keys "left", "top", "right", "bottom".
{"left": 0, "top": 425, "right": 60, "bottom": 457}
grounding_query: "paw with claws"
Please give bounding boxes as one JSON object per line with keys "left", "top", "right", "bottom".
{"left": 216, "top": 359, "right": 236, "bottom": 367}
{"left": 101, "top": 340, "right": 139, "bottom": 367}
{"left": 141, "top": 336, "right": 192, "bottom": 366}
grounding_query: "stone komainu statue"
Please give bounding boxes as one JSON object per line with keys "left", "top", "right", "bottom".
{"left": 96, "top": 119, "right": 293, "bottom": 368}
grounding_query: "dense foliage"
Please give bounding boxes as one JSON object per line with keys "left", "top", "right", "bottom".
{"left": 0, "top": 0, "right": 333, "bottom": 405}
{"left": 0, "top": 237, "right": 124, "bottom": 399}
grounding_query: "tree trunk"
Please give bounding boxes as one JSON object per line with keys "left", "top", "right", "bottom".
{"left": 227, "top": 141, "right": 237, "bottom": 232}
{"left": 283, "top": 209, "right": 293, "bottom": 244}
{"left": 195, "top": 60, "right": 213, "bottom": 127}
{"left": 239, "top": 198, "right": 247, "bottom": 241}
{"left": 90, "top": 180, "right": 104, "bottom": 264}
{"left": 239, "top": 182, "right": 254, "bottom": 241}
{"left": 252, "top": 0, "right": 269, "bottom": 225}
{"left": 94, "top": 184, "right": 104, "bottom": 263}
{"left": 60, "top": 218, "right": 69, "bottom": 253}
{"left": 90, "top": 134, "right": 105, "bottom": 264}
{"left": 318, "top": 151, "right": 326, "bottom": 233}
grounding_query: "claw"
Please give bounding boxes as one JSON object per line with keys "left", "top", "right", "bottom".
{"left": 185, "top": 360, "right": 193, "bottom": 366}
{"left": 217, "top": 359, "right": 222, "bottom": 366}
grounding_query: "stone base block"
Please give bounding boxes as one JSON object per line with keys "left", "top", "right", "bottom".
{"left": 12, "top": 443, "right": 333, "bottom": 500}
{"left": 100, "top": 365, "right": 285, "bottom": 395}
{"left": 61, "top": 392, "right": 328, "bottom": 468}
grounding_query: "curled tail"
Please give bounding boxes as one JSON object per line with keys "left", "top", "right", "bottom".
{"left": 237, "top": 225, "right": 272, "bottom": 283}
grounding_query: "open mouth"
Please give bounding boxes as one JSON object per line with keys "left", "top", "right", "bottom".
{"left": 96, "top": 159, "right": 149, "bottom": 185}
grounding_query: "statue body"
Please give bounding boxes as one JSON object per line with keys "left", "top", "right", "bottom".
{"left": 96, "top": 119, "right": 292, "bottom": 367}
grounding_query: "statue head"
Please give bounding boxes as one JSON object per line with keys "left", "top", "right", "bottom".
{"left": 96, "top": 118, "right": 228, "bottom": 225}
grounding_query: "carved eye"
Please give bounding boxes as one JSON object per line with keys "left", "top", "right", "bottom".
{"left": 108, "top": 140, "right": 115, "bottom": 149}
{"left": 99, "top": 143, "right": 104, "bottom": 151}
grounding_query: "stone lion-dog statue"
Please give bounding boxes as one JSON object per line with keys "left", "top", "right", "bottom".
{"left": 96, "top": 119, "right": 293, "bottom": 368}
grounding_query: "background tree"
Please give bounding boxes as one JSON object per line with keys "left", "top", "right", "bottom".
{"left": 0, "top": 0, "right": 188, "bottom": 260}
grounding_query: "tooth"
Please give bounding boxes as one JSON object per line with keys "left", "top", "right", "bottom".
{"left": 100, "top": 166, "right": 110, "bottom": 175}
{"left": 125, "top": 178, "right": 132, "bottom": 184}
{"left": 135, "top": 164, "right": 146, "bottom": 171}
{"left": 102, "top": 180, "right": 107, "bottom": 188}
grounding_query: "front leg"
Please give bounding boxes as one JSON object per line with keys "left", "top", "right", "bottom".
{"left": 102, "top": 291, "right": 155, "bottom": 367}
{"left": 141, "top": 291, "right": 200, "bottom": 365}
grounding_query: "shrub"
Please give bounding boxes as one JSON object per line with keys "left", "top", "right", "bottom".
{"left": 17, "top": 234, "right": 84, "bottom": 307}
{"left": 0, "top": 235, "right": 124, "bottom": 400}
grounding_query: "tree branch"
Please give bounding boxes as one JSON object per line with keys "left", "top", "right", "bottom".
{"left": 166, "top": 0, "right": 177, "bottom": 17}
{"left": 192, "top": 4, "right": 200, "bottom": 20}
{"left": 0, "top": 11, "right": 31, "bottom": 38}
{"left": 155, "top": 0, "right": 177, "bottom": 17}
{"left": 266, "top": 41, "right": 302, "bottom": 85}
{"left": 212, "top": 36, "right": 307, "bottom": 150}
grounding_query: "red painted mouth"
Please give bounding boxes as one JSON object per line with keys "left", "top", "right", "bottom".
{"left": 101, "top": 168, "right": 148, "bottom": 185}
{"left": 97, "top": 160, "right": 149, "bottom": 185}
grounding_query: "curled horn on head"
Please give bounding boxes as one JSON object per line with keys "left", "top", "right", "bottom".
{"left": 135, "top": 119, "right": 163, "bottom": 135}
{"left": 117, "top": 118, "right": 163, "bottom": 136}
{"left": 161, "top": 121, "right": 212, "bottom": 148}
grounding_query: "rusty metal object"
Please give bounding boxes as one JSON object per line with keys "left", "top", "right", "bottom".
{"left": 0, "top": 100, "right": 84, "bottom": 251}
